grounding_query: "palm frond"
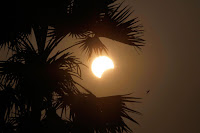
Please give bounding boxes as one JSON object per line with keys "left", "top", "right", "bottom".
{"left": 40, "top": 107, "right": 73, "bottom": 133}
{"left": 63, "top": 93, "right": 141, "bottom": 133}
{"left": 76, "top": 35, "right": 108, "bottom": 58}
{"left": 0, "top": 61, "right": 24, "bottom": 86}
{"left": 48, "top": 0, "right": 118, "bottom": 39}
{"left": 0, "top": 86, "right": 22, "bottom": 124}
{"left": 0, "top": 117, "right": 17, "bottom": 133}
{"left": 43, "top": 35, "right": 66, "bottom": 61}
{"left": 0, "top": 0, "right": 32, "bottom": 49}
{"left": 0, "top": 1, "right": 143, "bottom": 132}
{"left": 0, "top": 22, "right": 32, "bottom": 51}
{"left": 91, "top": 3, "right": 145, "bottom": 49}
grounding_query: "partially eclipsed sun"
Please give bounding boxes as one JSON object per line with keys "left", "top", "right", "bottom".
{"left": 91, "top": 56, "right": 114, "bottom": 78}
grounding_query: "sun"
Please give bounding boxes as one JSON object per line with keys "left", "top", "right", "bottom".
{"left": 91, "top": 56, "right": 114, "bottom": 78}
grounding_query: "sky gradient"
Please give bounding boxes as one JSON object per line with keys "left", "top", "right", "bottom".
{"left": 126, "top": 0, "right": 200, "bottom": 132}
{"left": 80, "top": 0, "right": 200, "bottom": 132}
{"left": 0, "top": 0, "right": 199, "bottom": 132}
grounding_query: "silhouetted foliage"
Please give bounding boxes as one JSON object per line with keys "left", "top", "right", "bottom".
{"left": 0, "top": 0, "right": 144, "bottom": 132}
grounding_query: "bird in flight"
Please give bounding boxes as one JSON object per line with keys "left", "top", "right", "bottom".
{"left": 146, "top": 90, "right": 150, "bottom": 94}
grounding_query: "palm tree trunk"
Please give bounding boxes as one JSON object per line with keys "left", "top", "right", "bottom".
{"left": 30, "top": 95, "right": 42, "bottom": 132}
{"left": 33, "top": 25, "right": 48, "bottom": 55}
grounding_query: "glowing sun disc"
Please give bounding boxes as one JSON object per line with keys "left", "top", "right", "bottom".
{"left": 91, "top": 56, "right": 114, "bottom": 78}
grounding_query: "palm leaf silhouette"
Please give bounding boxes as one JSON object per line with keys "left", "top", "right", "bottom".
{"left": 0, "top": 0, "right": 143, "bottom": 132}
{"left": 90, "top": 3, "right": 144, "bottom": 47}
{"left": 55, "top": 92, "right": 141, "bottom": 133}
{"left": 1, "top": 0, "right": 144, "bottom": 58}
{"left": 76, "top": 35, "right": 108, "bottom": 57}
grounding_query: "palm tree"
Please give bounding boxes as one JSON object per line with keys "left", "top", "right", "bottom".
{"left": 0, "top": 0, "right": 144, "bottom": 132}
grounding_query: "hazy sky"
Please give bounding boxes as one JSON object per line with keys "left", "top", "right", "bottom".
{"left": 0, "top": 0, "right": 200, "bottom": 133}
{"left": 79, "top": 0, "right": 200, "bottom": 132}
{"left": 121, "top": 0, "right": 200, "bottom": 132}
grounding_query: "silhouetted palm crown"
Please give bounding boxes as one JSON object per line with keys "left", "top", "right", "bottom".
{"left": 0, "top": 0, "right": 144, "bottom": 132}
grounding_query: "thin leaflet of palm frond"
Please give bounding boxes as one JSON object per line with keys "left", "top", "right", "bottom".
{"left": 76, "top": 35, "right": 108, "bottom": 58}
{"left": 67, "top": 93, "right": 140, "bottom": 133}
{"left": 91, "top": 4, "right": 144, "bottom": 49}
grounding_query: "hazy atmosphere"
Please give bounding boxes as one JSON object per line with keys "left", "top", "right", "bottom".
{"left": 80, "top": 0, "right": 200, "bottom": 132}
{"left": 0, "top": 0, "right": 200, "bottom": 133}
{"left": 123, "top": 0, "right": 200, "bottom": 132}
{"left": 56, "top": 0, "right": 200, "bottom": 132}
